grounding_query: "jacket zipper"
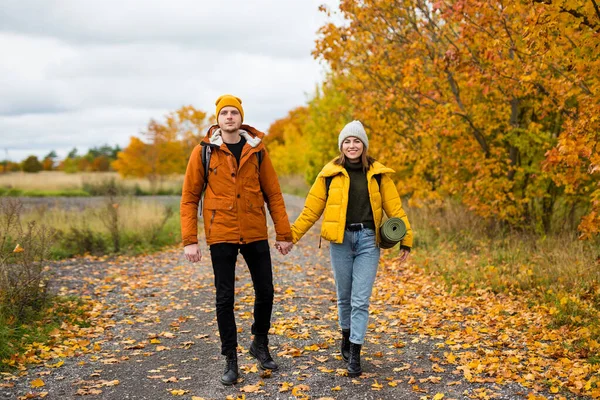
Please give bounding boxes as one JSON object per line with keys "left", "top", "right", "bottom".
{"left": 208, "top": 210, "right": 216, "bottom": 238}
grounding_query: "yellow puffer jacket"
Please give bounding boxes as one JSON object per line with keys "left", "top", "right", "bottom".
{"left": 291, "top": 160, "right": 413, "bottom": 248}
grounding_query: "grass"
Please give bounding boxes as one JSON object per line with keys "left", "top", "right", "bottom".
{"left": 278, "top": 174, "right": 310, "bottom": 197}
{"left": 0, "top": 171, "right": 183, "bottom": 196}
{"left": 0, "top": 296, "right": 91, "bottom": 371}
{"left": 19, "top": 197, "right": 182, "bottom": 259}
{"left": 0, "top": 171, "right": 309, "bottom": 197}
{"left": 0, "top": 197, "right": 181, "bottom": 370}
{"left": 406, "top": 199, "right": 600, "bottom": 341}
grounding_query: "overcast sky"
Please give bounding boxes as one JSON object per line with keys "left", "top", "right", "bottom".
{"left": 0, "top": 0, "right": 338, "bottom": 162}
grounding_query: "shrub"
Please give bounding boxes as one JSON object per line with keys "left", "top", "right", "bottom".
{"left": 0, "top": 199, "right": 55, "bottom": 322}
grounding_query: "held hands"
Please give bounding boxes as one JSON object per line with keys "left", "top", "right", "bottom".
{"left": 275, "top": 241, "right": 293, "bottom": 256}
{"left": 184, "top": 243, "right": 202, "bottom": 263}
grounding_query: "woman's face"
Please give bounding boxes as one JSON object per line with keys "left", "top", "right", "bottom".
{"left": 341, "top": 136, "right": 364, "bottom": 162}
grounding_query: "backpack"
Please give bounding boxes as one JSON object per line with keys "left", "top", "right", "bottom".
{"left": 200, "top": 144, "right": 263, "bottom": 195}
{"left": 324, "top": 173, "right": 382, "bottom": 199}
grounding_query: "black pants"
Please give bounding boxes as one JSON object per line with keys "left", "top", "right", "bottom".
{"left": 209, "top": 240, "right": 274, "bottom": 355}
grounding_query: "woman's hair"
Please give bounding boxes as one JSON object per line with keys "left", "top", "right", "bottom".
{"left": 334, "top": 146, "right": 375, "bottom": 171}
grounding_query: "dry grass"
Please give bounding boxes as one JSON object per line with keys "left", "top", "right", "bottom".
{"left": 408, "top": 199, "right": 600, "bottom": 335}
{"left": 17, "top": 196, "right": 180, "bottom": 259}
{"left": 21, "top": 198, "right": 176, "bottom": 233}
{"left": 278, "top": 174, "right": 310, "bottom": 197}
{"left": 0, "top": 171, "right": 183, "bottom": 194}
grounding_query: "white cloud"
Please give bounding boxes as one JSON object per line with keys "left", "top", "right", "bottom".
{"left": 0, "top": 0, "right": 338, "bottom": 162}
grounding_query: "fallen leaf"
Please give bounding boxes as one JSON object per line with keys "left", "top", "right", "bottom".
{"left": 30, "top": 379, "right": 45, "bottom": 388}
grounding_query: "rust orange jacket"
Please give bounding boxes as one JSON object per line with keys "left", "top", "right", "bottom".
{"left": 180, "top": 124, "right": 292, "bottom": 246}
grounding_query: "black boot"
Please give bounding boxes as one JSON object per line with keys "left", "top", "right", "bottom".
{"left": 347, "top": 342, "right": 362, "bottom": 377}
{"left": 249, "top": 335, "right": 278, "bottom": 370}
{"left": 341, "top": 329, "right": 350, "bottom": 362}
{"left": 220, "top": 351, "right": 239, "bottom": 385}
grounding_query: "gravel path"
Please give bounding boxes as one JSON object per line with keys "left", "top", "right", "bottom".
{"left": 1, "top": 195, "right": 574, "bottom": 399}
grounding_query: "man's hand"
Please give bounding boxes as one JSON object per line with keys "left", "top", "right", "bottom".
{"left": 275, "top": 241, "right": 293, "bottom": 256}
{"left": 184, "top": 243, "right": 202, "bottom": 263}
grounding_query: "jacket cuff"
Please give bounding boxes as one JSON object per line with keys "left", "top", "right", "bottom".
{"left": 276, "top": 234, "right": 293, "bottom": 242}
{"left": 183, "top": 238, "right": 198, "bottom": 247}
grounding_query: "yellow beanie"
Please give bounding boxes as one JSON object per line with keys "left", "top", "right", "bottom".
{"left": 215, "top": 94, "right": 244, "bottom": 122}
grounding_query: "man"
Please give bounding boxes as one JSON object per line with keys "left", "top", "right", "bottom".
{"left": 180, "top": 94, "right": 293, "bottom": 386}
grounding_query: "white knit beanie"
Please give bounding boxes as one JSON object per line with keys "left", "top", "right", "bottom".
{"left": 338, "top": 120, "right": 369, "bottom": 150}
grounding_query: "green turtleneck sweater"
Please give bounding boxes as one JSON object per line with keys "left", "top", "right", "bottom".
{"left": 344, "top": 160, "right": 375, "bottom": 229}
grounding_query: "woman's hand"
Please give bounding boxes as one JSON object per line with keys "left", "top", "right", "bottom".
{"left": 398, "top": 246, "right": 411, "bottom": 263}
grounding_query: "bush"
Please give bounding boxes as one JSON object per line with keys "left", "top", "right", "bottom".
{"left": 54, "top": 227, "right": 108, "bottom": 257}
{"left": 21, "top": 156, "right": 43, "bottom": 173}
{"left": 82, "top": 177, "right": 130, "bottom": 196}
{"left": 0, "top": 198, "right": 55, "bottom": 322}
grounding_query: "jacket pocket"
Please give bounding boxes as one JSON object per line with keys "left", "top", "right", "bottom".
{"left": 243, "top": 177, "right": 264, "bottom": 212}
{"left": 203, "top": 197, "right": 234, "bottom": 238}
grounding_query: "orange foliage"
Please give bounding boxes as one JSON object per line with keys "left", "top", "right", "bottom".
{"left": 113, "top": 106, "right": 208, "bottom": 187}
{"left": 313, "top": 0, "right": 600, "bottom": 236}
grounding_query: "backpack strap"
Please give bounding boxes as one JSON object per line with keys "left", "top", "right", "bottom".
{"left": 256, "top": 148, "right": 263, "bottom": 168}
{"left": 200, "top": 144, "right": 212, "bottom": 195}
{"left": 325, "top": 176, "right": 333, "bottom": 199}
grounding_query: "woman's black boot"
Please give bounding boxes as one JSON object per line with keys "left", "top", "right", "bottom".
{"left": 341, "top": 329, "right": 350, "bottom": 362}
{"left": 347, "top": 342, "right": 362, "bottom": 377}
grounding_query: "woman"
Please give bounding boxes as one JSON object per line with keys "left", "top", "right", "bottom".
{"left": 291, "top": 120, "right": 413, "bottom": 377}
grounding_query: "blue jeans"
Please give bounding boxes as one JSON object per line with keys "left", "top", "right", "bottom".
{"left": 330, "top": 228, "right": 380, "bottom": 344}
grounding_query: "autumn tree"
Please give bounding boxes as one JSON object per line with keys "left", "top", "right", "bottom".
{"left": 42, "top": 150, "right": 57, "bottom": 171}
{"left": 313, "top": 0, "right": 600, "bottom": 236}
{"left": 113, "top": 105, "right": 209, "bottom": 191}
{"left": 21, "top": 156, "right": 43, "bottom": 173}
{"left": 265, "top": 107, "right": 310, "bottom": 176}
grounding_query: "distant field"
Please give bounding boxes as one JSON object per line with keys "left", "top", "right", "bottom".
{"left": 0, "top": 171, "right": 183, "bottom": 196}
{"left": 0, "top": 171, "right": 309, "bottom": 197}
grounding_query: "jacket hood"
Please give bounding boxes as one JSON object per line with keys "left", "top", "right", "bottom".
{"left": 202, "top": 124, "right": 264, "bottom": 148}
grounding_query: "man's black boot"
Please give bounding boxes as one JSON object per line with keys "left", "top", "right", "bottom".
{"left": 220, "top": 351, "right": 239, "bottom": 385}
{"left": 249, "top": 335, "right": 279, "bottom": 370}
{"left": 341, "top": 329, "right": 350, "bottom": 362}
{"left": 347, "top": 342, "right": 362, "bottom": 377}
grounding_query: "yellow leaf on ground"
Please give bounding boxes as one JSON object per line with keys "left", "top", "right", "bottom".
{"left": 433, "top": 393, "right": 445, "bottom": 400}
{"left": 13, "top": 244, "right": 24, "bottom": 253}
{"left": 47, "top": 360, "right": 64, "bottom": 368}
{"left": 241, "top": 384, "right": 261, "bottom": 393}
{"left": 30, "top": 379, "right": 45, "bottom": 388}
{"left": 279, "top": 382, "right": 293, "bottom": 392}
{"left": 292, "top": 384, "right": 310, "bottom": 396}
{"left": 170, "top": 389, "right": 188, "bottom": 396}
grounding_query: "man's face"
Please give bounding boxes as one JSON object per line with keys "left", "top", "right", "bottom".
{"left": 218, "top": 106, "right": 242, "bottom": 133}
